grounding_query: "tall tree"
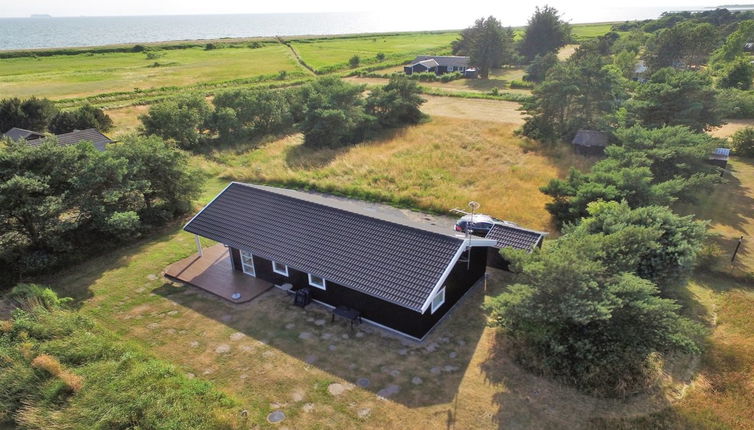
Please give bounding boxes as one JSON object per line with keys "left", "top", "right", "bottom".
{"left": 519, "top": 5, "right": 572, "bottom": 61}
{"left": 139, "top": 95, "right": 212, "bottom": 148}
{"left": 486, "top": 230, "right": 703, "bottom": 396}
{"left": 365, "top": 76, "right": 426, "bottom": 127}
{"left": 645, "top": 21, "right": 718, "bottom": 70}
{"left": 0, "top": 97, "right": 58, "bottom": 133}
{"left": 521, "top": 50, "right": 627, "bottom": 141}
{"left": 49, "top": 104, "right": 113, "bottom": 134}
{"left": 452, "top": 16, "right": 515, "bottom": 79}
{"left": 624, "top": 67, "right": 722, "bottom": 132}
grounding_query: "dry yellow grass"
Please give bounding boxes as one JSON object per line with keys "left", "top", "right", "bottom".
{"left": 208, "top": 118, "right": 591, "bottom": 232}
{"left": 709, "top": 118, "right": 754, "bottom": 139}
{"left": 104, "top": 104, "right": 149, "bottom": 136}
{"left": 31, "top": 354, "right": 84, "bottom": 391}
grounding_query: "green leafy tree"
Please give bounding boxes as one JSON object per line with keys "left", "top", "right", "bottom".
{"left": 710, "top": 20, "right": 754, "bottom": 65}
{"left": 568, "top": 200, "right": 707, "bottom": 286}
{"left": 718, "top": 56, "right": 754, "bottom": 90}
{"left": 0, "top": 97, "right": 58, "bottom": 133}
{"left": 518, "top": 6, "right": 572, "bottom": 61}
{"left": 349, "top": 55, "right": 361, "bottom": 68}
{"left": 487, "top": 231, "right": 703, "bottom": 396}
{"left": 300, "top": 77, "right": 374, "bottom": 147}
{"left": 521, "top": 51, "right": 627, "bottom": 141}
{"left": 624, "top": 67, "right": 722, "bottom": 132}
{"left": 49, "top": 104, "right": 113, "bottom": 134}
{"left": 210, "top": 89, "right": 293, "bottom": 140}
{"left": 645, "top": 21, "right": 718, "bottom": 70}
{"left": 524, "top": 52, "right": 558, "bottom": 83}
{"left": 542, "top": 126, "right": 719, "bottom": 225}
{"left": 139, "top": 95, "right": 211, "bottom": 148}
{"left": 730, "top": 126, "right": 754, "bottom": 157}
{"left": 613, "top": 49, "right": 638, "bottom": 79}
{"left": 365, "top": 76, "right": 425, "bottom": 127}
{"left": 453, "top": 16, "right": 515, "bottom": 79}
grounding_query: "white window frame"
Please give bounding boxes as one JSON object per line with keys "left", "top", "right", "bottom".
{"left": 272, "top": 261, "right": 289, "bottom": 276}
{"left": 308, "top": 273, "right": 326, "bottom": 290}
{"left": 239, "top": 250, "right": 256, "bottom": 277}
{"left": 430, "top": 287, "right": 446, "bottom": 314}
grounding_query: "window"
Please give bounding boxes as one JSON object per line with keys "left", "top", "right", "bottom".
{"left": 431, "top": 287, "right": 446, "bottom": 314}
{"left": 272, "top": 261, "right": 289, "bottom": 276}
{"left": 239, "top": 250, "right": 255, "bottom": 276}
{"left": 308, "top": 274, "right": 326, "bottom": 290}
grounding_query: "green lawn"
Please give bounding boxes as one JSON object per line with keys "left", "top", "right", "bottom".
{"left": 290, "top": 32, "right": 458, "bottom": 71}
{"left": 0, "top": 45, "right": 302, "bottom": 100}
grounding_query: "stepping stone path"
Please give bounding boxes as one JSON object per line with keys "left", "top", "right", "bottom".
{"left": 397, "top": 349, "right": 408, "bottom": 356}
{"left": 424, "top": 343, "right": 439, "bottom": 353}
{"left": 430, "top": 366, "right": 442, "bottom": 375}
{"left": 321, "top": 333, "right": 333, "bottom": 340}
{"left": 304, "top": 354, "right": 318, "bottom": 364}
{"left": 356, "top": 378, "right": 370, "bottom": 388}
{"left": 285, "top": 323, "right": 295, "bottom": 329}
{"left": 411, "top": 377, "right": 423, "bottom": 385}
{"left": 449, "top": 351, "right": 458, "bottom": 359}
{"left": 377, "top": 384, "right": 401, "bottom": 398}
{"left": 267, "top": 410, "right": 285, "bottom": 424}
{"left": 215, "top": 344, "right": 231, "bottom": 354}
{"left": 146, "top": 274, "right": 158, "bottom": 281}
{"left": 389, "top": 369, "right": 400, "bottom": 377}
{"left": 314, "top": 319, "right": 326, "bottom": 326}
{"left": 291, "top": 391, "right": 305, "bottom": 402}
{"left": 230, "top": 332, "right": 245, "bottom": 341}
{"left": 328, "top": 345, "right": 337, "bottom": 351}
{"left": 302, "top": 403, "right": 315, "bottom": 413}
{"left": 357, "top": 408, "right": 371, "bottom": 418}
{"left": 189, "top": 341, "right": 200, "bottom": 348}
{"left": 299, "top": 332, "right": 313, "bottom": 340}
{"left": 328, "top": 383, "right": 346, "bottom": 396}
{"left": 443, "top": 365, "right": 459, "bottom": 373}
{"left": 355, "top": 331, "right": 364, "bottom": 338}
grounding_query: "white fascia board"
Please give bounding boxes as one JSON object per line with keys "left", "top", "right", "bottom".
{"left": 419, "top": 241, "right": 468, "bottom": 314}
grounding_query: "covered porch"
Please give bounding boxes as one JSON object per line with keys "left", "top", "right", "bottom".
{"left": 164, "top": 243, "right": 273, "bottom": 303}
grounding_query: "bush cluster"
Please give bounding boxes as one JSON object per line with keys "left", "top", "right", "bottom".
{"left": 0, "top": 135, "right": 199, "bottom": 283}
{"left": 0, "top": 97, "right": 112, "bottom": 135}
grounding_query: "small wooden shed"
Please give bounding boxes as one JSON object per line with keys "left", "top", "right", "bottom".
{"left": 571, "top": 130, "right": 608, "bottom": 155}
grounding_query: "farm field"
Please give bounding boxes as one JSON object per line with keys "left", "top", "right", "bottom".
{"left": 289, "top": 32, "right": 458, "bottom": 70}
{"left": 0, "top": 44, "right": 302, "bottom": 100}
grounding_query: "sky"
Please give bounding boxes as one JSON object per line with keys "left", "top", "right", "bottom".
{"left": 0, "top": 0, "right": 724, "bottom": 18}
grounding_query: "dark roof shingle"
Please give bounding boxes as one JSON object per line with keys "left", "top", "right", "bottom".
{"left": 411, "top": 56, "right": 470, "bottom": 68}
{"left": 184, "top": 183, "right": 465, "bottom": 312}
{"left": 485, "top": 223, "right": 545, "bottom": 252}
{"left": 3, "top": 127, "right": 44, "bottom": 141}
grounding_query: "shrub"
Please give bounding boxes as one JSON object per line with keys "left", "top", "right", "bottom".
{"left": 717, "top": 88, "right": 754, "bottom": 118}
{"left": 718, "top": 56, "right": 753, "bottom": 90}
{"left": 248, "top": 41, "right": 263, "bottom": 49}
{"left": 145, "top": 50, "right": 166, "bottom": 60}
{"left": 730, "top": 126, "right": 754, "bottom": 157}
{"left": 376, "top": 52, "right": 386, "bottom": 61}
{"left": 349, "top": 55, "right": 361, "bottom": 68}
{"left": 49, "top": 104, "right": 113, "bottom": 134}
{"left": 139, "top": 95, "right": 211, "bottom": 148}
{"left": 510, "top": 79, "right": 535, "bottom": 89}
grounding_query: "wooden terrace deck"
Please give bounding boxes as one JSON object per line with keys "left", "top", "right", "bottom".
{"left": 164, "top": 244, "right": 273, "bottom": 303}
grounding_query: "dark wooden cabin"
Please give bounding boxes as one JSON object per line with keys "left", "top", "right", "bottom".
{"left": 571, "top": 129, "right": 608, "bottom": 155}
{"left": 484, "top": 223, "right": 546, "bottom": 271}
{"left": 183, "top": 182, "right": 495, "bottom": 341}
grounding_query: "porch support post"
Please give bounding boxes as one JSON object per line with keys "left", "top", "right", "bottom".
{"left": 194, "top": 234, "right": 203, "bottom": 257}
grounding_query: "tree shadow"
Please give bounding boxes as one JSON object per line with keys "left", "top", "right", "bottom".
{"left": 153, "top": 271, "right": 490, "bottom": 408}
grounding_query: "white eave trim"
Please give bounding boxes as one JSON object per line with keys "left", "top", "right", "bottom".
{"left": 419, "top": 238, "right": 490, "bottom": 313}
{"left": 183, "top": 181, "right": 235, "bottom": 230}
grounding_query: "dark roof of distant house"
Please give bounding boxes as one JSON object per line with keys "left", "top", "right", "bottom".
{"left": 484, "top": 223, "right": 546, "bottom": 252}
{"left": 2, "top": 127, "right": 44, "bottom": 141}
{"left": 710, "top": 147, "right": 731, "bottom": 161}
{"left": 571, "top": 129, "right": 609, "bottom": 147}
{"left": 184, "top": 182, "right": 490, "bottom": 312}
{"left": 27, "top": 128, "right": 113, "bottom": 151}
{"left": 413, "top": 58, "right": 439, "bottom": 69}
{"left": 411, "top": 55, "right": 470, "bottom": 68}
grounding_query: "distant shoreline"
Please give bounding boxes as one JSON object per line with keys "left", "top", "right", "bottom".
{"left": 0, "top": 23, "right": 620, "bottom": 54}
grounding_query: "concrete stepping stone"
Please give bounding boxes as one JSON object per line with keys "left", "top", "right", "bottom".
{"left": 377, "top": 384, "right": 401, "bottom": 398}
{"left": 328, "top": 383, "right": 346, "bottom": 396}
{"left": 430, "top": 366, "right": 442, "bottom": 375}
{"left": 356, "top": 378, "right": 370, "bottom": 388}
{"left": 285, "top": 323, "right": 295, "bottom": 329}
{"left": 146, "top": 274, "right": 158, "bottom": 281}
{"left": 449, "top": 351, "right": 458, "bottom": 359}
{"left": 215, "top": 344, "right": 231, "bottom": 354}
{"left": 314, "top": 319, "right": 326, "bottom": 326}
{"left": 267, "top": 410, "right": 285, "bottom": 423}
{"left": 189, "top": 341, "right": 199, "bottom": 348}
{"left": 302, "top": 403, "right": 315, "bottom": 413}
{"left": 230, "top": 332, "right": 244, "bottom": 341}
{"left": 328, "top": 345, "right": 337, "bottom": 351}
{"left": 299, "top": 332, "right": 313, "bottom": 340}
{"left": 411, "top": 376, "right": 423, "bottom": 385}
{"left": 357, "top": 408, "right": 371, "bottom": 418}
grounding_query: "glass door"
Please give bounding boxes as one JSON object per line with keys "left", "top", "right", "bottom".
{"left": 239, "top": 250, "right": 256, "bottom": 276}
